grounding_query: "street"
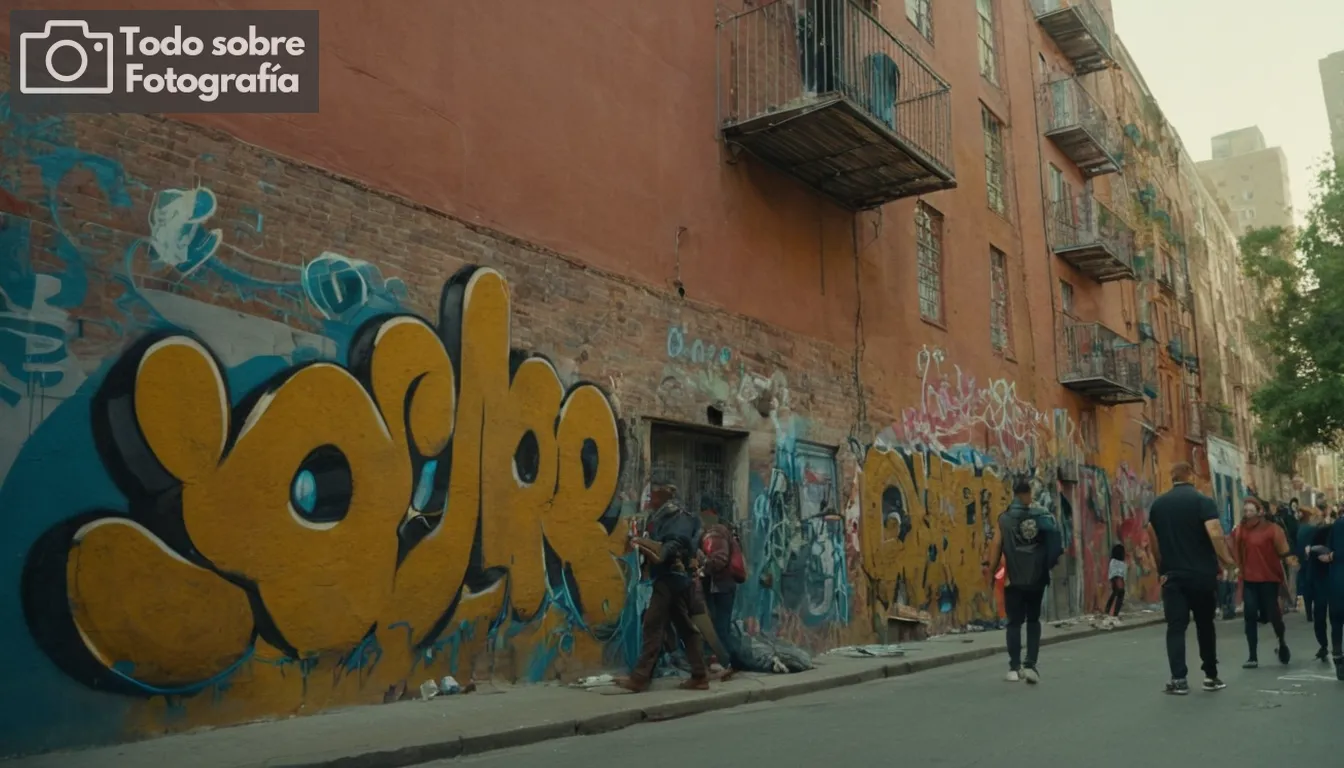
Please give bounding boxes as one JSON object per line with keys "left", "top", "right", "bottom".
{"left": 444, "top": 619, "right": 1338, "bottom": 767}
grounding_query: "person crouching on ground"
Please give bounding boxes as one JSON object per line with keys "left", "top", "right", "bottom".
{"left": 617, "top": 478, "right": 710, "bottom": 693}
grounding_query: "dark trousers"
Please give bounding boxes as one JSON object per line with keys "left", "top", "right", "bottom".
{"left": 1105, "top": 577, "right": 1125, "bottom": 617}
{"left": 1162, "top": 579, "right": 1219, "bottom": 680}
{"left": 1311, "top": 587, "right": 1344, "bottom": 655}
{"left": 705, "top": 588, "right": 740, "bottom": 667}
{"left": 1004, "top": 586, "right": 1045, "bottom": 670}
{"left": 1243, "top": 581, "right": 1287, "bottom": 660}
{"left": 631, "top": 577, "right": 708, "bottom": 683}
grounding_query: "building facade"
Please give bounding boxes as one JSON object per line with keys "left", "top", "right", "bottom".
{"left": 1195, "top": 126, "right": 1295, "bottom": 233}
{"left": 0, "top": 0, "right": 1282, "bottom": 756}
{"left": 1322, "top": 49, "right": 1344, "bottom": 162}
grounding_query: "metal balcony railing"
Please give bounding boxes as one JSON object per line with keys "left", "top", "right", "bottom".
{"left": 1044, "top": 192, "right": 1135, "bottom": 282}
{"left": 1042, "top": 77, "right": 1120, "bottom": 176}
{"left": 1030, "top": 0, "right": 1115, "bottom": 75}
{"left": 1060, "top": 321, "right": 1145, "bottom": 404}
{"left": 717, "top": 0, "right": 955, "bottom": 209}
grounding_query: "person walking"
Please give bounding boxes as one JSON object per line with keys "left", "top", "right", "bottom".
{"left": 699, "top": 512, "right": 746, "bottom": 676}
{"left": 983, "top": 478, "right": 1061, "bottom": 685}
{"left": 1307, "top": 514, "right": 1344, "bottom": 679}
{"left": 1276, "top": 501, "right": 1303, "bottom": 615}
{"left": 1298, "top": 507, "right": 1332, "bottom": 661}
{"left": 1103, "top": 544, "right": 1127, "bottom": 626}
{"left": 1295, "top": 508, "right": 1317, "bottom": 621}
{"left": 617, "top": 478, "right": 711, "bottom": 693}
{"left": 1146, "top": 463, "right": 1237, "bottom": 695}
{"left": 1232, "top": 498, "right": 1292, "bottom": 669}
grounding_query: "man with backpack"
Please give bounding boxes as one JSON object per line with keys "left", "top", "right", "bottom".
{"left": 983, "top": 477, "right": 1062, "bottom": 685}
{"left": 700, "top": 501, "right": 748, "bottom": 674}
{"left": 617, "top": 477, "right": 711, "bottom": 693}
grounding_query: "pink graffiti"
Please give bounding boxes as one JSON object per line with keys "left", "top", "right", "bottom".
{"left": 889, "top": 347, "right": 1049, "bottom": 465}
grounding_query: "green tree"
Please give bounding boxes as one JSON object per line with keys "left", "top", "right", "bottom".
{"left": 1240, "top": 162, "right": 1344, "bottom": 473}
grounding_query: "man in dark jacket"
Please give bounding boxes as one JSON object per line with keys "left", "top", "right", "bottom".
{"left": 617, "top": 478, "right": 710, "bottom": 692}
{"left": 984, "top": 478, "right": 1060, "bottom": 685}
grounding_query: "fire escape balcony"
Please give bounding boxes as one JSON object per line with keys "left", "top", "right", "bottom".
{"left": 1060, "top": 321, "right": 1145, "bottom": 404}
{"left": 1030, "top": 0, "right": 1116, "bottom": 75}
{"left": 1042, "top": 78, "right": 1120, "bottom": 177}
{"left": 717, "top": 0, "right": 956, "bottom": 210}
{"left": 1045, "top": 192, "right": 1135, "bottom": 283}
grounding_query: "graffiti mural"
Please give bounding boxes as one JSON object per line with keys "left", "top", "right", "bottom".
{"left": 19, "top": 265, "right": 629, "bottom": 703}
{"left": 0, "top": 97, "right": 642, "bottom": 751}
{"left": 859, "top": 444, "right": 1013, "bottom": 627}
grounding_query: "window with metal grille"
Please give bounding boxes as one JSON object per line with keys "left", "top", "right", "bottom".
{"left": 990, "top": 246, "right": 1010, "bottom": 351}
{"left": 916, "top": 202, "right": 944, "bottom": 323}
{"left": 1060, "top": 280, "right": 1074, "bottom": 316}
{"left": 976, "top": 0, "right": 998, "bottom": 84}
{"left": 905, "top": 0, "right": 932, "bottom": 40}
{"left": 650, "top": 425, "right": 731, "bottom": 517}
{"left": 983, "top": 106, "right": 1006, "bottom": 215}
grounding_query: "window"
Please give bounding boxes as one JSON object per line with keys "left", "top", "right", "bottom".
{"left": 1048, "top": 164, "right": 1065, "bottom": 203}
{"left": 1060, "top": 280, "right": 1075, "bottom": 315}
{"left": 983, "top": 106, "right": 1006, "bottom": 215}
{"left": 651, "top": 426, "right": 732, "bottom": 514}
{"left": 916, "top": 203, "right": 944, "bottom": 323}
{"left": 990, "top": 247, "right": 1010, "bottom": 351}
{"left": 976, "top": 0, "right": 998, "bottom": 84}
{"left": 1038, "top": 53, "right": 1047, "bottom": 78}
{"left": 1047, "top": 163, "right": 1073, "bottom": 224}
{"left": 905, "top": 0, "right": 932, "bottom": 40}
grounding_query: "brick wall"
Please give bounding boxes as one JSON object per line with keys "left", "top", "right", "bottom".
{"left": 0, "top": 75, "right": 879, "bottom": 754}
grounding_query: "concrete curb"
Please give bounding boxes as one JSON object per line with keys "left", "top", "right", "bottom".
{"left": 279, "top": 616, "right": 1165, "bottom": 768}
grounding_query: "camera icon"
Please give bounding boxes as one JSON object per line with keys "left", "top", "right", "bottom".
{"left": 19, "top": 20, "right": 115, "bottom": 95}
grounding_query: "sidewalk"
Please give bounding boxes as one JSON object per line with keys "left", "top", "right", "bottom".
{"left": 12, "top": 613, "right": 1163, "bottom": 768}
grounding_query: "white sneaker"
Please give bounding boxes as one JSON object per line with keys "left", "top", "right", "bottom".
{"left": 1022, "top": 667, "right": 1040, "bottom": 685}
{"left": 1005, "top": 670, "right": 1022, "bottom": 682}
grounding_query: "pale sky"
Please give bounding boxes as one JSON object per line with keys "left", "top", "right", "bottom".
{"left": 1112, "top": 0, "right": 1343, "bottom": 225}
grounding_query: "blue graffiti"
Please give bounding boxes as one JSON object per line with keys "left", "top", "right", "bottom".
{"left": 147, "top": 187, "right": 222, "bottom": 274}
{"left": 739, "top": 428, "right": 851, "bottom": 634}
{"left": 665, "top": 325, "right": 732, "bottom": 367}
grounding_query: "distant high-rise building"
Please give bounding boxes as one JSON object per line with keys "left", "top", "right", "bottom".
{"left": 1196, "top": 126, "right": 1294, "bottom": 233}
{"left": 1321, "top": 49, "right": 1344, "bottom": 162}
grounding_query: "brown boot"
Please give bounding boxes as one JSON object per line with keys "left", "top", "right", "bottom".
{"left": 678, "top": 677, "right": 710, "bottom": 691}
{"left": 614, "top": 676, "right": 649, "bottom": 693}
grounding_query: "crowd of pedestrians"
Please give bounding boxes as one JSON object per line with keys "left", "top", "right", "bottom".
{"left": 620, "top": 467, "right": 1344, "bottom": 697}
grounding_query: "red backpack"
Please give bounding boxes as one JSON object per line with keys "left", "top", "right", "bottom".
{"left": 703, "top": 527, "right": 748, "bottom": 584}
{"left": 727, "top": 533, "right": 747, "bottom": 583}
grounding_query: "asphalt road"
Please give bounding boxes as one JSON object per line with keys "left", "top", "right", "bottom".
{"left": 442, "top": 616, "right": 1340, "bottom": 767}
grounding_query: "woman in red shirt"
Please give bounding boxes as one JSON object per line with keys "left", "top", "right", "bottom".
{"left": 1232, "top": 498, "right": 1293, "bottom": 668}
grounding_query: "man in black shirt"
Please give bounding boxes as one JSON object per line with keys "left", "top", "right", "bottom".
{"left": 1146, "top": 463, "right": 1238, "bottom": 695}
